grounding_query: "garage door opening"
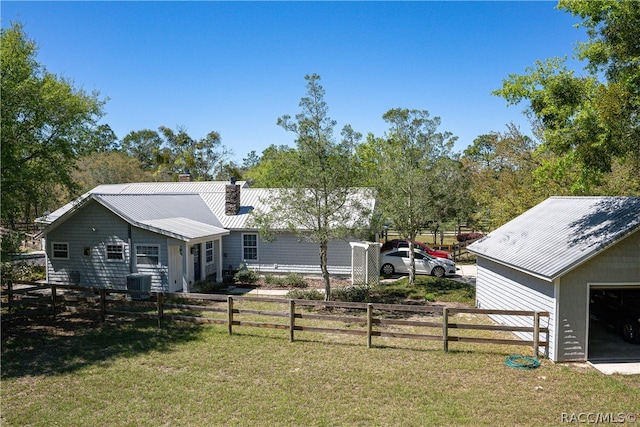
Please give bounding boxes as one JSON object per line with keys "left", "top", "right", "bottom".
{"left": 588, "top": 285, "right": 640, "bottom": 363}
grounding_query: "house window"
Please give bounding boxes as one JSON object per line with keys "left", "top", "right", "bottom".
{"left": 136, "top": 245, "right": 160, "bottom": 266}
{"left": 106, "top": 244, "right": 124, "bottom": 261}
{"left": 52, "top": 242, "right": 69, "bottom": 259}
{"left": 206, "top": 241, "right": 213, "bottom": 263}
{"left": 242, "top": 234, "right": 258, "bottom": 261}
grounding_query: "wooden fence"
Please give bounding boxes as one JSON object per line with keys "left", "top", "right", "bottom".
{"left": 2, "top": 282, "right": 549, "bottom": 358}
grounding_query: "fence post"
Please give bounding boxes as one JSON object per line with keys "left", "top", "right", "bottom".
{"left": 7, "top": 280, "right": 13, "bottom": 311}
{"left": 100, "top": 288, "right": 106, "bottom": 322}
{"left": 157, "top": 292, "right": 164, "bottom": 329}
{"left": 367, "top": 303, "right": 373, "bottom": 349}
{"left": 533, "top": 311, "right": 540, "bottom": 358}
{"left": 443, "top": 307, "right": 449, "bottom": 352}
{"left": 289, "top": 299, "right": 295, "bottom": 343}
{"left": 51, "top": 284, "right": 57, "bottom": 316}
{"left": 227, "top": 296, "right": 234, "bottom": 335}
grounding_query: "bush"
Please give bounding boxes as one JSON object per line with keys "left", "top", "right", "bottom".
{"left": 233, "top": 264, "right": 258, "bottom": 284}
{"left": 330, "top": 285, "right": 370, "bottom": 302}
{"left": 284, "top": 273, "right": 307, "bottom": 288}
{"left": 1, "top": 262, "right": 46, "bottom": 285}
{"left": 0, "top": 231, "right": 22, "bottom": 261}
{"left": 263, "top": 273, "right": 308, "bottom": 288}
{"left": 264, "top": 274, "right": 285, "bottom": 287}
{"left": 286, "top": 289, "right": 324, "bottom": 300}
{"left": 192, "top": 279, "right": 225, "bottom": 293}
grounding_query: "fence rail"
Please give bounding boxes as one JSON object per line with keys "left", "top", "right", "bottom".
{"left": 2, "top": 282, "right": 549, "bottom": 358}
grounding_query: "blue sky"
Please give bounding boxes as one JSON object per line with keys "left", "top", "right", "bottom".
{"left": 2, "top": 1, "right": 588, "bottom": 163}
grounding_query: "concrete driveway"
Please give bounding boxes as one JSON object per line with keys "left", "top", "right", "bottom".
{"left": 588, "top": 319, "right": 640, "bottom": 375}
{"left": 452, "top": 264, "right": 477, "bottom": 286}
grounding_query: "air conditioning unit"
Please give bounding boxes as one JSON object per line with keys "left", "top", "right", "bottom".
{"left": 126, "top": 274, "right": 152, "bottom": 300}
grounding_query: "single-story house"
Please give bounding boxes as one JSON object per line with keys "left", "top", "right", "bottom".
{"left": 36, "top": 178, "right": 377, "bottom": 293}
{"left": 468, "top": 196, "right": 640, "bottom": 362}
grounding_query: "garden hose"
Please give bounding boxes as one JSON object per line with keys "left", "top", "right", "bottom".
{"left": 505, "top": 354, "right": 541, "bottom": 370}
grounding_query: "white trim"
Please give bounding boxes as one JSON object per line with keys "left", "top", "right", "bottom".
{"left": 241, "top": 232, "right": 259, "bottom": 262}
{"left": 106, "top": 244, "right": 125, "bottom": 262}
{"left": 135, "top": 244, "right": 161, "bottom": 267}
{"left": 470, "top": 225, "right": 640, "bottom": 283}
{"left": 474, "top": 256, "right": 555, "bottom": 282}
{"left": 51, "top": 242, "right": 69, "bottom": 260}
{"left": 587, "top": 282, "right": 640, "bottom": 289}
{"left": 552, "top": 279, "right": 561, "bottom": 362}
{"left": 205, "top": 240, "right": 214, "bottom": 263}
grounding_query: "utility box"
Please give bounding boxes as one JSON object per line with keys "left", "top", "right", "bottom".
{"left": 126, "top": 274, "right": 152, "bottom": 300}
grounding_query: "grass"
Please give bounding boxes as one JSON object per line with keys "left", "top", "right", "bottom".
{"left": 375, "top": 275, "right": 476, "bottom": 305}
{"left": 2, "top": 301, "right": 639, "bottom": 426}
{"left": 3, "top": 247, "right": 632, "bottom": 424}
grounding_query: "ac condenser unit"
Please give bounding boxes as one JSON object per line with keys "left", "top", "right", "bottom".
{"left": 126, "top": 274, "right": 152, "bottom": 300}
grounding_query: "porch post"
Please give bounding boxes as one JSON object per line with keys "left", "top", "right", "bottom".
{"left": 181, "top": 243, "right": 189, "bottom": 293}
{"left": 217, "top": 238, "right": 224, "bottom": 283}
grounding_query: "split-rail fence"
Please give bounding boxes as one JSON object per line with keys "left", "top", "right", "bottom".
{"left": 2, "top": 282, "right": 549, "bottom": 358}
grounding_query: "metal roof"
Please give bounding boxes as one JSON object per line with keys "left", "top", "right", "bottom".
{"left": 138, "top": 217, "right": 229, "bottom": 241}
{"left": 202, "top": 187, "right": 376, "bottom": 230}
{"left": 94, "top": 194, "right": 224, "bottom": 228}
{"left": 467, "top": 197, "right": 640, "bottom": 281}
{"left": 92, "top": 181, "right": 249, "bottom": 195}
{"left": 37, "top": 181, "right": 249, "bottom": 224}
{"left": 38, "top": 180, "right": 376, "bottom": 237}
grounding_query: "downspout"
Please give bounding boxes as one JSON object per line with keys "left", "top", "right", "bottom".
{"left": 128, "top": 224, "right": 134, "bottom": 273}
{"left": 552, "top": 278, "right": 561, "bottom": 362}
{"left": 217, "top": 238, "right": 224, "bottom": 283}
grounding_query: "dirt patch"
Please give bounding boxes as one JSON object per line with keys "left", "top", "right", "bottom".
{"left": 250, "top": 275, "right": 352, "bottom": 290}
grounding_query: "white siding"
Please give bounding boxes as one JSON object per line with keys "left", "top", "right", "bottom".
{"left": 46, "top": 201, "right": 131, "bottom": 289}
{"left": 222, "top": 231, "right": 355, "bottom": 274}
{"left": 476, "top": 230, "right": 640, "bottom": 362}
{"left": 476, "top": 258, "right": 555, "bottom": 359}
{"left": 45, "top": 200, "right": 172, "bottom": 292}
{"left": 130, "top": 228, "right": 169, "bottom": 291}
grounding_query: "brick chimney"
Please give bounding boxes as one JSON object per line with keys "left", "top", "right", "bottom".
{"left": 225, "top": 178, "right": 240, "bottom": 215}
{"left": 179, "top": 170, "right": 193, "bottom": 182}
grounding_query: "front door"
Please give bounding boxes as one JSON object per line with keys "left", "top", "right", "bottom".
{"left": 193, "top": 243, "right": 201, "bottom": 282}
{"left": 168, "top": 245, "right": 183, "bottom": 292}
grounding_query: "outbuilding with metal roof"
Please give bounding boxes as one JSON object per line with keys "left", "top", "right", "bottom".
{"left": 468, "top": 197, "right": 640, "bottom": 363}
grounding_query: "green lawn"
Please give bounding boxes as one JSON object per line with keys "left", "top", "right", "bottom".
{"left": 374, "top": 275, "right": 476, "bottom": 304}
{"left": 2, "top": 307, "right": 639, "bottom": 427}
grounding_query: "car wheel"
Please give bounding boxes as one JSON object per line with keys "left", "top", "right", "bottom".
{"left": 432, "top": 266, "right": 445, "bottom": 278}
{"left": 381, "top": 263, "right": 395, "bottom": 275}
{"left": 621, "top": 319, "right": 640, "bottom": 344}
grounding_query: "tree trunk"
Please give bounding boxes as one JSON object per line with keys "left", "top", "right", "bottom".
{"left": 319, "top": 241, "right": 331, "bottom": 301}
{"left": 408, "top": 237, "right": 416, "bottom": 286}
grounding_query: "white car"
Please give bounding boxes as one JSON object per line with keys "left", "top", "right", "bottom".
{"left": 380, "top": 248, "right": 456, "bottom": 277}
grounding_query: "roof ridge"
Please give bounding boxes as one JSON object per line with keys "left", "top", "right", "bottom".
{"left": 548, "top": 195, "right": 640, "bottom": 199}
{"left": 94, "top": 192, "right": 202, "bottom": 196}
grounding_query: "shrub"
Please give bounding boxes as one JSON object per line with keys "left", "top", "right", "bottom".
{"left": 264, "top": 274, "right": 285, "bottom": 286}
{"left": 284, "top": 273, "right": 307, "bottom": 288}
{"left": 424, "top": 293, "right": 436, "bottom": 302}
{"left": 192, "top": 279, "right": 225, "bottom": 293}
{"left": 286, "top": 289, "right": 324, "bottom": 300}
{"left": 1, "top": 262, "right": 46, "bottom": 285}
{"left": 263, "top": 273, "right": 307, "bottom": 288}
{"left": 0, "top": 231, "right": 22, "bottom": 261}
{"left": 233, "top": 264, "right": 258, "bottom": 284}
{"left": 330, "top": 285, "right": 370, "bottom": 302}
